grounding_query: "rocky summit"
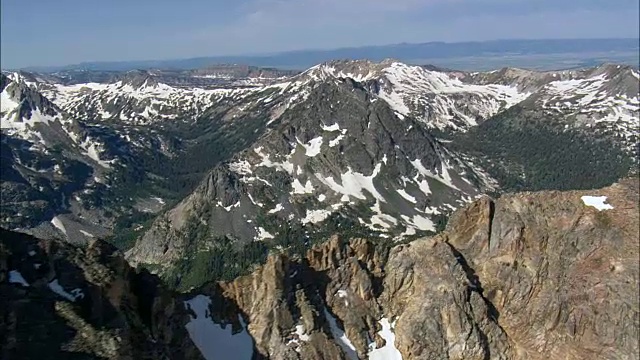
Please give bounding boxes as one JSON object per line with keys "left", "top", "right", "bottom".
{"left": 3, "top": 178, "right": 638, "bottom": 359}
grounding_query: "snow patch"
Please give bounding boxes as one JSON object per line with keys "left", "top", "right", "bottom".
{"left": 368, "top": 318, "right": 403, "bottom": 360}
{"left": 184, "top": 295, "right": 254, "bottom": 360}
{"left": 401, "top": 214, "right": 435, "bottom": 232}
{"left": 396, "top": 189, "right": 417, "bottom": 204}
{"left": 79, "top": 230, "right": 95, "bottom": 238}
{"left": 229, "top": 160, "right": 253, "bottom": 176}
{"left": 322, "top": 123, "right": 341, "bottom": 132}
{"left": 48, "top": 279, "right": 84, "bottom": 302}
{"left": 329, "top": 134, "right": 345, "bottom": 147}
{"left": 299, "top": 136, "right": 324, "bottom": 157}
{"left": 368, "top": 201, "right": 398, "bottom": 230}
{"left": 50, "top": 216, "right": 67, "bottom": 236}
{"left": 581, "top": 196, "right": 614, "bottom": 211}
{"left": 9, "top": 270, "right": 29, "bottom": 287}
{"left": 324, "top": 308, "right": 358, "bottom": 360}
{"left": 292, "top": 179, "right": 314, "bottom": 194}
{"left": 302, "top": 209, "right": 332, "bottom": 224}
{"left": 315, "top": 163, "right": 384, "bottom": 202}
{"left": 294, "top": 324, "right": 310, "bottom": 342}
{"left": 256, "top": 227, "right": 275, "bottom": 240}
{"left": 268, "top": 203, "right": 284, "bottom": 214}
{"left": 254, "top": 146, "right": 295, "bottom": 174}
{"left": 79, "top": 138, "right": 113, "bottom": 168}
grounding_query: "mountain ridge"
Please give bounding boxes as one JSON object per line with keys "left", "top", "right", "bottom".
{"left": 1, "top": 59, "right": 637, "bottom": 276}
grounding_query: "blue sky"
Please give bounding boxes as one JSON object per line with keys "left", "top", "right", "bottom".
{"left": 1, "top": 0, "right": 638, "bottom": 68}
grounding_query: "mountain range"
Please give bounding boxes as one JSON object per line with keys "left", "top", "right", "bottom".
{"left": 1, "top": 57, "right": 639, "bottom": 359}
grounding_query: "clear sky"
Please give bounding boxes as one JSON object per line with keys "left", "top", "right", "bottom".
{"left": 1, "top": 0, "right": 639, "bottom": 68}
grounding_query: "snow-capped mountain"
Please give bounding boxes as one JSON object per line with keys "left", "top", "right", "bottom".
{"left": 297, "top": 60, "right": 531, "bottom": 131}
{"left": 1, "top": 60, "right": 637, "bottom": 256}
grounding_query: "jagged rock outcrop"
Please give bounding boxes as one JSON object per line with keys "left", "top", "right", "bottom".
{"left": 0, "top": 229, "right": 202, "bottom": 360}
{"left": 186, "top": 178, "right": 638, "bottom": 360}
{"left": 3, "top": 179, "right": 638, "bottom": 359}
{"left": 443, "top": 177, "right": 640, "bottom": 359}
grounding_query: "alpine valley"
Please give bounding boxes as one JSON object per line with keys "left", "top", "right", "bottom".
{"left": 1, "top": 59, "right": 639, "bottom": 359}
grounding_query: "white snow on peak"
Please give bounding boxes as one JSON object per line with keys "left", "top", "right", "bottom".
{"left": 9, "top": 270, "right": 29, "bottom": 287}
{"left": 229, "top": 160, "right": 253, "bottom": 176}
{"left": 540, "top": 71, "right": 638, "bottom": 151}
{"left": 315, "top": 163, "right": 384, "bottom": 202}
{"left": 268, "top": 203, "right": 284, "bottom": 214}
{"left": 581, "top": 196, "right": 614, "bottom": 211}
{"left": 48, "top": 279, "right": 84, "bottom": 302}
{"left": 292, "top": 178, "right": 314, "bottom": 194}
{"left": 294, "top": 324, "right": 310, "bottom": 342}
{"left": 184, "top": 295, "right": 254, "bottom": 360}
{"left": 300, "top": 60, "right": 529, "bottom": 130}
{"left": 368, "top": 318, "right": 403, "bottom": 360}
{"left": 377, "top": 62, "right": 529, "bottom": 128}
{"left": 50, "top": 216, "right": 67, "bottom": 236}
{"left": 256, "top": 227, "right": 275, "bottom": 240}
{"left": 302, "top": 209, "right": 332, "bottom": 224}
{"left": 322, "top": 123, "right": 341, "bottom": 132}
{"left": 254, "top": 146, "right": 295, "bottom": 174}
{"left": 396, "top": 189, "right": 417, "bottom": 204}
{"left": 323, "top": 308, "right": 358, "bottom": 360}
{"left": 0, "top": 88, "right": 20, "bottom": 114}
{"left": 79, "top": 230, "right": 95, "bottom": 238}
{"left": 299, "top": 136, "right": 324, "bottom": 157}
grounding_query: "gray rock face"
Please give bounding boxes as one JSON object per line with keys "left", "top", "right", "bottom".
{"left": 127, "top": 77, "right": 488, "bottom": 272}
{"left": 1, "top": 229, "right": 203, "bottom": 360}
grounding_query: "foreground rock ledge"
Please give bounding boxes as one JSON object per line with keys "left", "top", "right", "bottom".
{"left": 198, "top": 178, "right": 639, "bottom": 359}
{"left": 3, "top": 178, "right": 638, "bottom": 359}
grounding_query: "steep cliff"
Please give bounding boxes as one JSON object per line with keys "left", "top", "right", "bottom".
{"left": 4, "top": 178, "right": 638, "bottom": 359}
{"left": 1, "top": 229, "right": 202, "bottom": 360}
{"left": 184, "top": 177, "right": 638, "bottom": 359}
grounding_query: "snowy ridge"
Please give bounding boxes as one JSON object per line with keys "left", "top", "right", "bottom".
{"left": 1, "top": 82, "right": 60, "bottom": 141}
{"left": 540, "top": 70, "right": 639, "bottom": 150}
{"left": 300, "top": 60, "right": 530, "bottom": 130}
{"left": 37, "top": 75, "right": 310, "bottom": 126}
{"left": 225, "top": 136, "right": 482, "bottom": 241}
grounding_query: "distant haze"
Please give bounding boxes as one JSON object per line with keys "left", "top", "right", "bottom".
{"left": 9, "top": 39, "right": 640, "bottom": 73}
{"left": 1, "top": 0, "right": 639, "bottom": 69}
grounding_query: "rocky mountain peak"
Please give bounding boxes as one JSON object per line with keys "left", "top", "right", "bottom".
{"left": 116, "top": 69, "right": 161, "bottom": 88}
{"left": 1, "top": 74, "right": 62, "bottom": 135}
{"left": 168, "top": 178, "right": 638, "bottom": 360}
